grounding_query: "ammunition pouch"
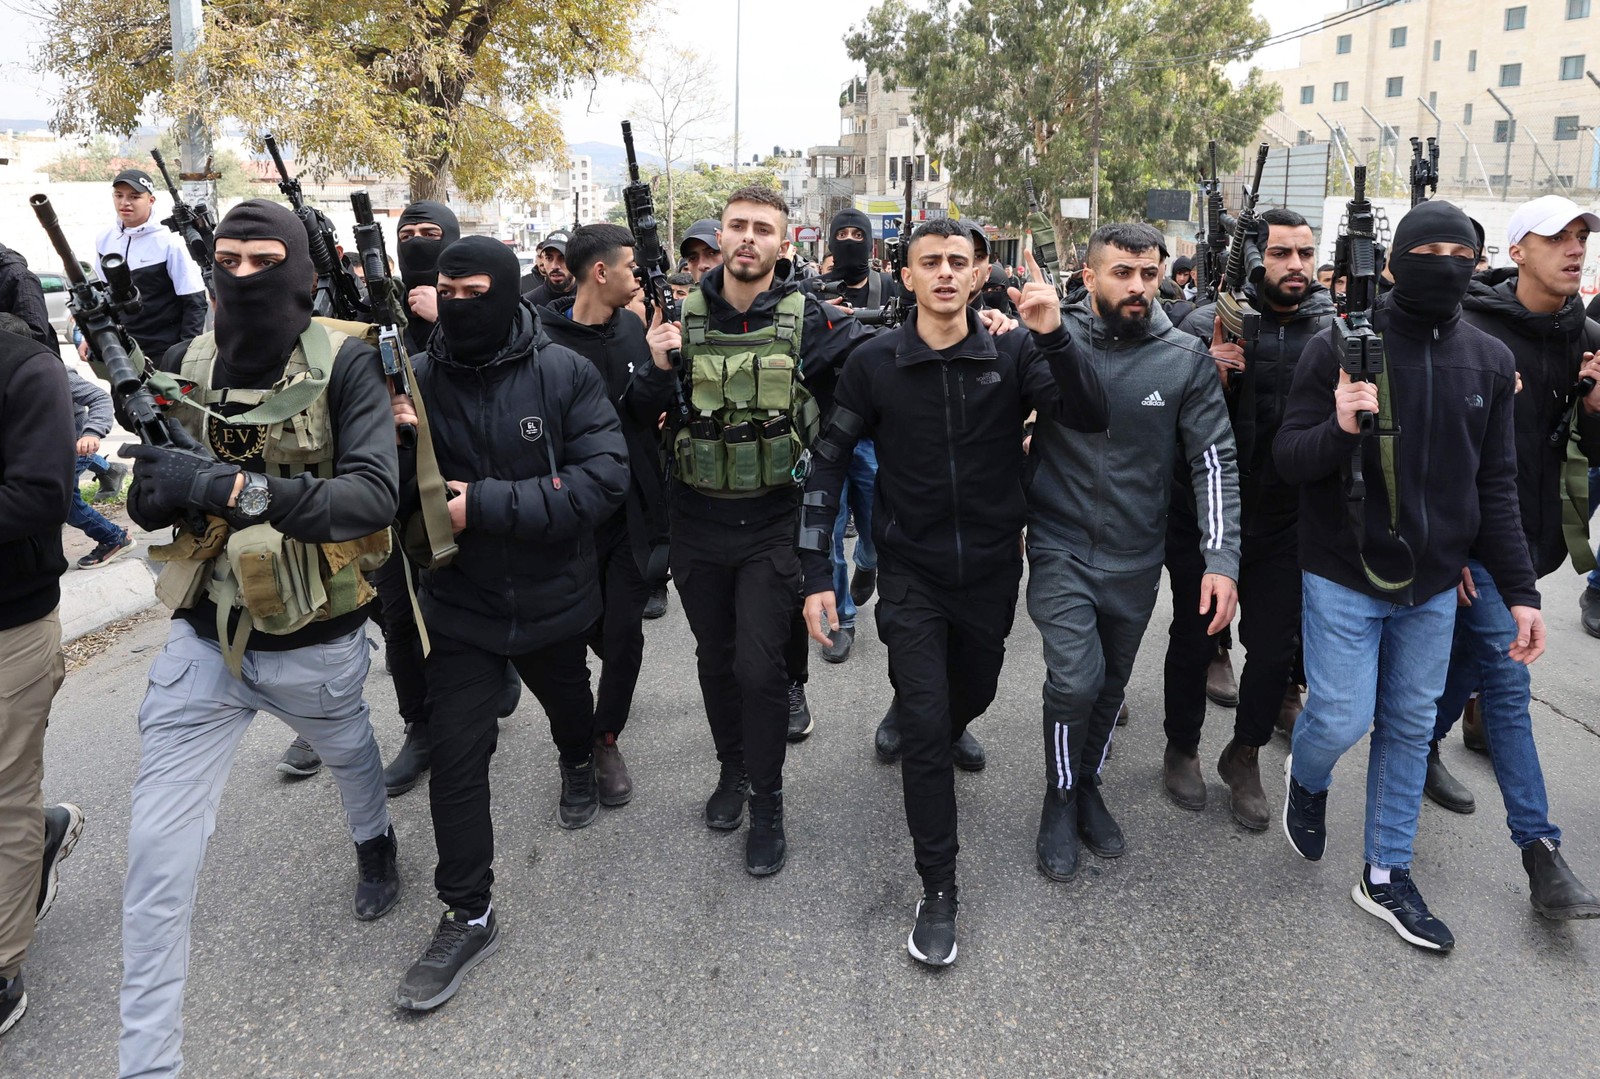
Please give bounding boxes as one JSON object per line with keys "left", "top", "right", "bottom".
{"left": 797, "top": 489, "right": 836, "bottom": 555}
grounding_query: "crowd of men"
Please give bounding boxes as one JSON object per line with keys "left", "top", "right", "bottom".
{"left": 0, "top": 158, "right": 1597, "bottom": 1076}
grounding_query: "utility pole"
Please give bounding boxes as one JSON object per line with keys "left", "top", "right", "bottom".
{"left": 168, "top": 0, "right": 216, "bottom": 211}
{"left": 1088, "top": 59, "right": 1102, "bottom": 230}
{"left": 732, "top": 0, "right": 742, "bottom": 173}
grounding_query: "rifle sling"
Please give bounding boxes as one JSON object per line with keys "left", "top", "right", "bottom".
{"left": 1351, "top": 364, "right": 1414, "bottom": 594}
{"left": 1559, "top": 396, "right": 1597, "bottom": 574}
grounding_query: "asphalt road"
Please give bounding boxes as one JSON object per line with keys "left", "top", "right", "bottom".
{"left": 8, "top": 555, "right": 1600, "bottom": 1077}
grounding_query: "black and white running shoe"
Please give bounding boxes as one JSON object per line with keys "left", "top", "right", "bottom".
{"left": 1352, "top": 869, "right": 1455, "bottom": 953}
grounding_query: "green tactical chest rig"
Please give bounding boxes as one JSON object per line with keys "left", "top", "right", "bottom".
{"left": 674, "top": 289, "right": 821, "bottom": 496}
{"left": 146, "top": 319, "right": 391, "bottom": 674}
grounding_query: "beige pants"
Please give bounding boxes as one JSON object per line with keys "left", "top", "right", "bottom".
{"left": 0, "top": 608, "right": 65, "bottom": 979}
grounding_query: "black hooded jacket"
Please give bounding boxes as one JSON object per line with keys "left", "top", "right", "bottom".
{"left": 411, "top": 302, "right": 629, "bottom": 654}
{"left": 0, "top": 244, "right": 60, "bottom": 349}
{"left": 1461, "top": 270, "right": 1600, "bottom": 577}
{"left": 537, "top": 296, "right": 676, "bottom": 574}
{"left": 1178, "top": 284, "right": 1337, "bottom": 535}
{"left": 0, "top": 329, "right": 73, "bottom": 631}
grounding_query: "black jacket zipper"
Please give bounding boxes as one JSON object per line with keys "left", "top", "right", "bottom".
{"left": 942, "top": 364, "right": 966, "bottom": 586}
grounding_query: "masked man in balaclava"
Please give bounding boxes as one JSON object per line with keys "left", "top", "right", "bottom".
{"left": 117, "top": 199, "right": 402, "bottom": 1078}
{"left": 390, "top": 235, "right": 627, "bottom": 1013}
{"left": 396, "top": 199, "right": 461, "bottom": 355}
{"left": 1275, "top": 199, "right": 1545, "bottom": 955}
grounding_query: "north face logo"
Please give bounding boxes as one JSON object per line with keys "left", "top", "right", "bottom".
{"left": 1141, "top": 391, "right": 1165, "bottom": 407}
{"left": 976, "top": 371, "right": 1001, "bottom": 385}
{"left": 1465, "top": 394, "right": 1484, "bottom": 408}
{"left": 519, "top": 416, "right": 544, "bottom": 441}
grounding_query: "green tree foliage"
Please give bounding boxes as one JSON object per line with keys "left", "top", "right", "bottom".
{"left": 614, "top": 165, "right": 781, "bottom": 238}
{"left": 43, "top": 135, "right": 254, "bottom": 198}
{"left": 845, "top": 0, "right": 1279, "bottom": 236}
{"left": 35, "top": 0, "right": 638, "bottom": 203}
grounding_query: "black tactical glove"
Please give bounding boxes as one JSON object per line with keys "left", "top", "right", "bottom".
{"left": 118, "top": 442, "right": 242, "bottom": 517}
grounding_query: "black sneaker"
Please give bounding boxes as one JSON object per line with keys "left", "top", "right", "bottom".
{"left": 907, "top": 889, "right": 958, "bottom": 967}
{"left": 36, "top": 803, "right": 84, "bottom": 925}
{"left": 395, "top": 908, "right": 501, "bottom": 1011}
{"left": 745, "top": 791, "right": 787, "bottom": 876}
{"left": 354, "top": 826, "right": 400, "bottom": 921}
{"left": 1352, "top": 869, "right": 1455, "bottom": 952}
{"left": 277, "top": 737, "right": 322, "bottom": 777}
{"left": 1282, "top": 755, "right": 1327, "bottom": 861}
{"left": 77, "top": 531, "right": 134, "bottom": 568}
{"left": 642, "top": 583, "right": 669, "bottom": 620}
{"left": 557, "top": 756, "right": 599, "bottom": 830}
{"left": 786, "top": 680, "right": 814, "bottom": 742}
{"left": 705, "top": 762, "right": 750, "bottom": 830}
{"left": 0, "top": 972, "right": 25, "bottom": 1036}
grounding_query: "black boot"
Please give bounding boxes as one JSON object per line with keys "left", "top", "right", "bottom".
{"left": 1523, "top": 838, "right": 1600, "bottom": 920}
{"left": 705, "top": 762, "right": 750, "bottom": 830}
{"left": 384, "top": 723, "right": 432, "bottom": 797}
{"left": 1423, "top": 741, "right": 1475, "bottom": 814}
{"left": 557, "top": 756, "right": 599, "bottom": 830}
{"left": 1036, "top": 786, "right": 1081, "bottom": 882}
{"left": 951, "top": 727, "right": 986, "bottom": 772}
{"left": 746, "top": 791, "right": 787, "bottom": 876}
{"left": 874, "top": 700, "right": 902, "bottom": 763}
{"left": 1076, "top": 779, "right": 1125, "bottom": 858}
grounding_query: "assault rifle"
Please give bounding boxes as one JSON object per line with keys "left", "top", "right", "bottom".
{"left": 1026, "top": 178, "right": 1064, "bottom": 296}
{"left": 1409, "top": 136, "right": 1440, "bottom": 207}
{"left": 1193, "top": 141, "right": 1226, "bottom": 306}
{"left": 1215, "top": 143, "right": 1270, "bottom": 352}
{"left": 263, "top": 133, "right": 366, "bottom": 321}
{"left": 350, "top": 191, "right": 414, "bottom": 447}
{"left": 150, "top": 148, "right": 217, "bottom": 299}
{"left": 850, "top": 170, "right": 912, "bottom": 328}
{"left": 620, "top": 121, "right": 681, "bottom": 359}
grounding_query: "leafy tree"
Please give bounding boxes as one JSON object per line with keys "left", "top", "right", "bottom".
{"left": 845, "top": 0, "right": 1278, "bottom": 242}
{"left": 34, "top": 0, "right": 638, "bottom": 202}
{"left": 663, "top": 165, "right": 782, "bottom": 237}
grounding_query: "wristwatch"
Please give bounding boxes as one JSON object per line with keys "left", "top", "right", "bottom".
{"left": 234, "top": 473, "right": 272, "bottom": 521}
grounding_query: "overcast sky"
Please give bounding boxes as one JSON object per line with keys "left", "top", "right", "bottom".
{"left": 1, "top": 0, "right": 1340, "bottom": 156}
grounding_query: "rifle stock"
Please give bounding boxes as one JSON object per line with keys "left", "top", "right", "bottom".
{"left": 1215, "top": 142, "right": 1270, "bottom": 347}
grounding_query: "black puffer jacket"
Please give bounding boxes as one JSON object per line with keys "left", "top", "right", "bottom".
{"left": 413, "top": 302, "right": 628, "bottom": 654}
{"left": 1461, "top": 270, "right": 1600, "bottom": 577}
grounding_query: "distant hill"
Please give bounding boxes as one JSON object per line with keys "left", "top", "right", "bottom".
{"left": 570, "top": 140, "right": 664, "bottom": 186}
{"left": 0, "top": 118, "right": 53, "bottom": 133}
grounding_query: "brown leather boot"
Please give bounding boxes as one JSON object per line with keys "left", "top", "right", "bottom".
{"left": 1216, "top": 739, "right": 1269, "bottom": 831}
{"left": 594, "top": 732, "right": 633, "bottom": 807}
{"left": 1162, "top": 743, "right": 1206, "bottom": 810}
{"left": 1205, "top": 648, "right": 1239, "bottom": 707}
{"left": 1461, "top": 696, "right": 1487, "bottom": 753}
{"left": 1277, "top": 684, "right": 1303, "bottom": 740}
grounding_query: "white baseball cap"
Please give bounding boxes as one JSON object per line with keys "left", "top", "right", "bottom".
{"left": 1506, "top": 195, "right": 1600, "bottom": 246}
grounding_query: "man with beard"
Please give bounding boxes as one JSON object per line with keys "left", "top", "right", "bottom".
{"left": 393, "top": 236, "right": 627, "bottom": 1011}
{"left": 537, "top": 224, "right": 677, "bottom": 804}
{"left": 522, "top": 231, "right": 574, "bottom": 306}
{"left": 648, "top": 187, "right": 868, "bottom": 876}
{"left": 679, "top": 219, "right": 722, "bottom": 282}
{"left": 117, "top": 199, "right": 401, "bottom": 1076}
{"left": 1276, "top": 200, "right": 1544, "bottom": 952}
{"left": 1025, "top": 222, "right": 1240, "bottom": 884}
{"left": 1161, "top": 208, "right": 1334, "bottom": 831}
{"left": 801, "top": 229, "right": 1107, "bottom": 964}
{"left": 1419, "top": 196, "right": 1600, "bottom": 920}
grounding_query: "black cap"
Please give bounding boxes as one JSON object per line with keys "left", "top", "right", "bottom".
{"left": 112, "top": 169, "right": 156, "bottom": 196}
{"left": 539, "top": 230, "right": 571, "bottom": 254}
{"left": 965, "top": 222, "right": 990, "bottom": 257}
{"left": 679, "top": 219, "right": 721, "bottom": 257}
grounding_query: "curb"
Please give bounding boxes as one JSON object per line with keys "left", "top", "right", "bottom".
{"left": 60, "top": 556, "right": 159, "bottom": 643}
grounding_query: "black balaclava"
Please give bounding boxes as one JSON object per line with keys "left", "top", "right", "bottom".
{"left": 396, "top": 200, "right": 462, "bottom": 295}
{"left": 1388, "top": 200, "right": 1479, "bottom": 322}
{"left": 213, "top": 199, "right": 313, "bottom": 381}
{"left": 435, "top": 236, "right": 523, "bottom": 365}
{"left": 827, "top": 208, "right": 874, "bottom": 283}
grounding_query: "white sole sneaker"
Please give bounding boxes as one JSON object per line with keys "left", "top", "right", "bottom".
{"left": 0, "top": 990, "right": 26, "bottom": 1036}
{"left": 36, "top": 803, "right": 85, "bottom": 926}
{"left": 1350, "top": 883, "right": 1453, "bottom": 952}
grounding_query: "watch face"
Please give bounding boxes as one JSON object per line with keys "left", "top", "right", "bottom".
{"left": 239, "top": 483, "right": 270, "bottom": 517}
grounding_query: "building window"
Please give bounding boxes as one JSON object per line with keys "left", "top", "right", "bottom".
{"left": 1504, "top": 5, "right": 1526, "bottom": 29}
{"left": 1337, "top": 33, "right": 1352, "bottom": 54}
{"left": 1432, "top": 39, "right": 1441, "bottom": 61}
{"left": 1390, "top": 26, "right": 1407, "bottom": 47}
{"left": 1385, "top": 76, "right": 1404, "bottom": 97}
{"left": 1500, "top": 63, "right": 1522, "bottom": 86}
{"left": 1468, "top": 49, "right": 1477, "bottom": 71}
{"left": 1428, "top": 91, "right": 1438, "bottom": 109}
{"left": 1570, "top": 0, "right": 1591, "bottom": 19}
{"left": 1494, "top": 119, "right": 1516, "bottom": 143}
{"left": 1463, "top": 103, "right": 1473, "bottom": 124}
{"left": 1300, "top": 85, "right": 1315, "bottom": 104}
{"left": 1555, "top": 115, "right": 1581, "bottom": 140}
{"left": 889, "top": 156, "right": 897, "bottom": 183}
{"left": 1333, "top": 81, "right": 1350, "bottom": 101}
{"left": 1560, "top": 55, "right": 1585, "bottom": 79}
{"left": 915, "top": 156, "right": 926, "bottom": 181}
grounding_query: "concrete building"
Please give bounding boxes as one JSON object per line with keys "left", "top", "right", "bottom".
{"left": 1262, "top": 0, "right": 1600, "bottom": 200}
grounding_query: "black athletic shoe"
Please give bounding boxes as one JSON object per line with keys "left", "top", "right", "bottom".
{"left": 77, "top": 531, "right": 134, "bottom": 568}
{"left": 354, "top": 826, "right": 400, "bottom": 921}
{"left": 849, "top": 567, "right": 877, "bottom": 608}
{"left": 36, "top": 802, "right": 84, "bottom": 925}
{"left": 1036, "top": 786, "right": 1081, "bottom": 882}
{"left": 642, "top": 583, "right": 669, "bottom": 620}
{"left": 1282, "top": 755, "right": 1327, "bottom": 861}
{"left": 745, "top": 791, "right": 787, "bottom": 876}
{"left": 277, "top": 737, "right": 322, "bottom": 777}
{"left": 874, "top": 700, "right": 902, "bottom": 763}
{"left": 1352, "top": 870, "right": 1455, "bottom": 953}
{"left": 786, "top": 680, "right": 814, "bottom": 742}
{"left": 705, "top": 763, "right": 750, "bottom": 830}
{"left": 951, "top": 727, "right": 986, "bottom": 772}
{"left": 395, "top": 908, "right": 501, "bottom": 1011}
{"left": 383, "top": 723, "right": 431, "bottom": 797}
{"left": 907, "top": 889, "right": 958, "bottom": 967}
{"left": 0, "top": 972, "right": 24, "bottom": 1036}
{"left": 557, "top": 756, "right": 599, "bottom": 830}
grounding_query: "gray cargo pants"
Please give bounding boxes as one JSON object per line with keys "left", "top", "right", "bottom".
{"left": 119, "top": 619, "right": 389, "bottom": 1079}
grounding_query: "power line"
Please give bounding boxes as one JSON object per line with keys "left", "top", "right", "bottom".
{"left": 1115, "top": 0, "right": 1402, "bottom": 71}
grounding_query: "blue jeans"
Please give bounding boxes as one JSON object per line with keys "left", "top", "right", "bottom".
{"left": 830, "top": 440, "right": 879, "bottom": 629}
{"left": 1588, "top": 467, "right": 1599, "bottom": 590}
{"left": 1432, "top": 561, "right": 1558, "bottom": 847}
{"left": 1290, "top": 572, "right": 1458, "bottom": 869}
{"left": 69, "top": 455, "right": 124, "bottom": 546}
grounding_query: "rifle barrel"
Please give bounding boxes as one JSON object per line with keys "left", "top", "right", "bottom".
{"left": 29, "top": 194, "right": 86, "bottom": 286}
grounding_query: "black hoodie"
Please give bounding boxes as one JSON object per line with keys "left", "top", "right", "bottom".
{"left": 1461, "top": 269, "right": 1600, "bottom": 577}
{"left": 0, "top": 329, "right": 73, "bottom": 631}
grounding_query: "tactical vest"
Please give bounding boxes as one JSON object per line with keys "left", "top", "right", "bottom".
{"left": 146, "top": 319, "right": 391, "bottom": 673}
{"left": 674, "top": 289, "right": 820, "bottom": 496}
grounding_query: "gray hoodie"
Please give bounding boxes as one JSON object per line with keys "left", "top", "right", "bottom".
{"left": 1027, "top": 299, "right": 1241, "bottom": 579}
